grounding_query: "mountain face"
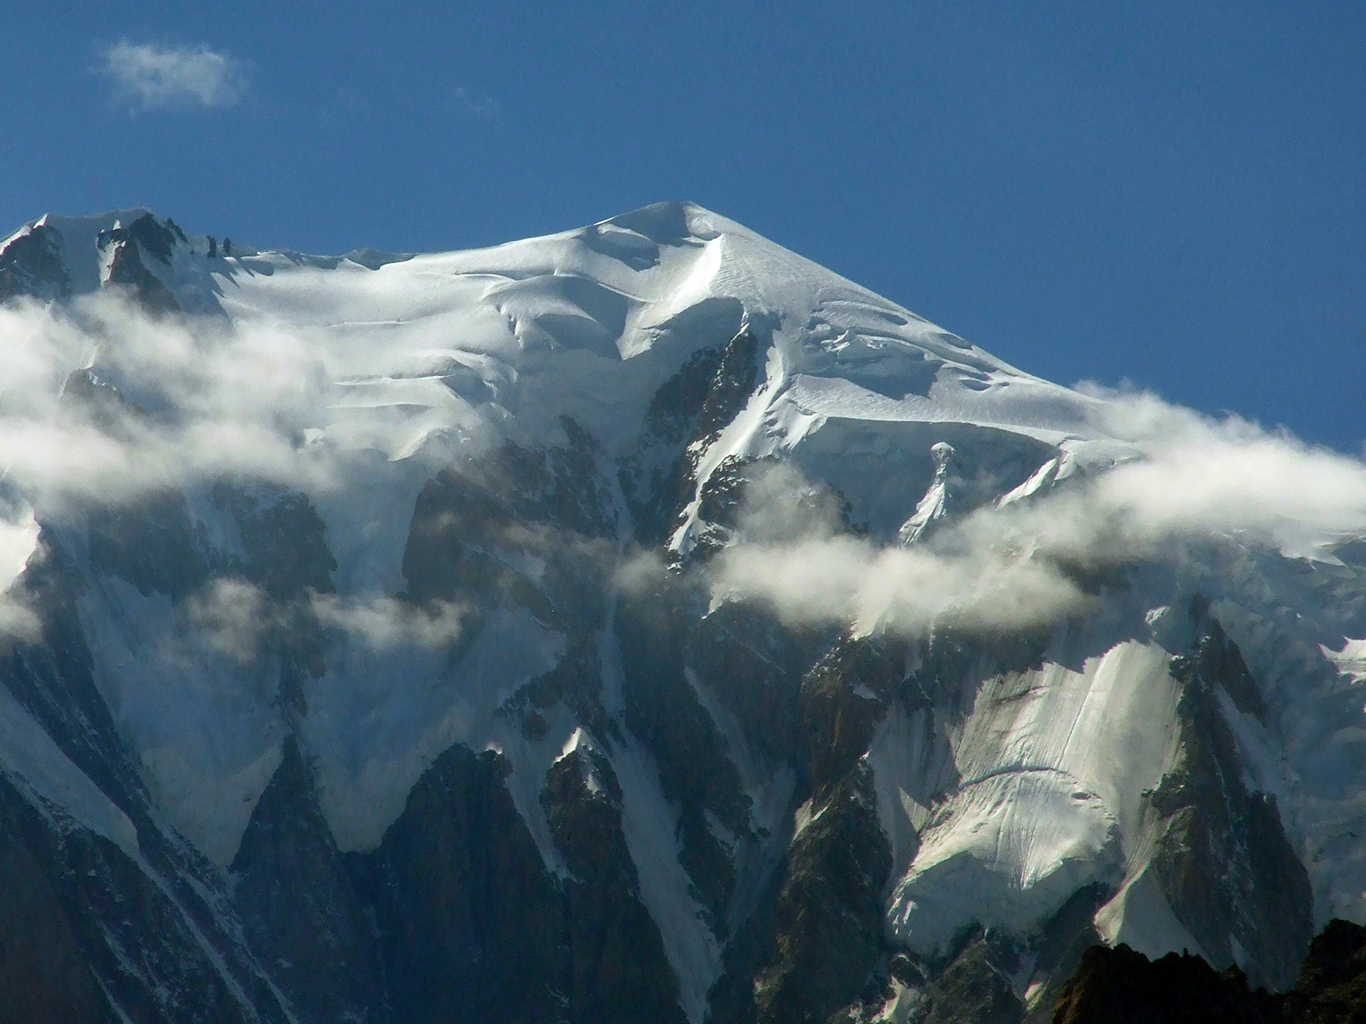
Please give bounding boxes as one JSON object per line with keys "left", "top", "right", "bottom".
{"left": 0, "top": 203, "right": 1364, "bottom": 1023}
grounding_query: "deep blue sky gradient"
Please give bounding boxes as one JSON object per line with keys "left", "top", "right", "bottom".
{"left": 3, "top": 1, "right": 1363, "bottom": 449}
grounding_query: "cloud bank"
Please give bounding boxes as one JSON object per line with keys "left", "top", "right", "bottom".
{"left": 2, "top": 291, "right": 1365, "bottom": 643}
{"left": 0, "top": 293, "right": 430, "bottom": 513}
{"left": 0, "top": 292, "right": 477, "bottom": 637}
{"left": 708, "top": 397, "right": 1366, "bottom": 637}
{"left": 101, "top": 40, "right": 247, "bottom": 111}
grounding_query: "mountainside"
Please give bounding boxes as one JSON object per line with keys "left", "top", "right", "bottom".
{"left": 1, "top": 203, "right": 1365, "bottom": 1023}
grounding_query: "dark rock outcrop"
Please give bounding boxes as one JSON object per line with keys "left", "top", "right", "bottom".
{"left": 741, "top": 765, "right": 893, "bottom": 1024}
{"left": 1048, "top": 919, "right": 1366, "bottom": 1024}
{"left": 914, "top": 935, "right": 1023, "bottom": 1024}
{"left": 542, "top": 741, "right": 690, "bottom": 1024}
{"left": 619, "top": 326, "right": 761, "bottom": 549}
{"left": 1287, "top": 918, "right": 1366, "bottom": 1023}
{"left": 99, "top": 224, "right": 179, "bottom": 314}
{"left": 0, "top": 223, "right": 69, "bottom": 302}
{"left": 1051, "top": 942, "right": 1280, "bottom": 1024}
{"left": 0, "top": 768, "right": 291, "bottom": 1024}
{"left": 0, "top": 784, "right": 114, "bottom": 1024}
{"left": 1149, "top": 612, "right": 1313, "bottom": 989}
{"left": 230, "top": 736, "right": 384, "bottom": 1024}
{"left": 362, "top": 743, "right": 566, "bottom": 1024}
{"left": 86, "top": 491, "right": 212, "bottom": 601}
{"left": 618, "top": 580, "right": 751, "bottom": 936}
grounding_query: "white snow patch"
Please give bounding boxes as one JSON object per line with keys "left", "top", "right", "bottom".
{"left": 886, "top": 641, "right": 1182, "bottom": 953}
{"left": 1095, "top": 870, "right": 1207, "bottom": 962}
{"left": 0, "top": 683, "right": 139, "bottom": 856}
{"left": 307, "top": 605, "right": 563, "bottom": 852}
{"left": 864, "top": 702, "right": 957, "bottom": 877}
{"left": 0, "top": 503, "right": 40, "bottom": 593}
{"left": 609, "top": 738, "right": 722, "bottom": 1024}
{"left": 1323, "top": 638, "right": 1366, "bottom": 686}
{"left": 75, "top": 575, "right": 286, "bottom": 865}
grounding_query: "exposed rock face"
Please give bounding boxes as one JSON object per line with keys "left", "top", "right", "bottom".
{"left": 95, "top": 212, "right": 182, "bottom": 314}
{"left": 1050, "top": 942, "right": 1281, "bottom": 1024}
{"left": 0, "top": 531, "right": 293, "bottom": 1024}
{"left": 0, "top": 777, "right": 113, "bottom": 1024}
{"left": 1289, "top": 919, "right": 1366, "bottom": 1023}
{"left": 618, "top": 581, "right": 751, "bottom": 938}
{"left": 0, "top": 223, "right": 69, "bottom": 301}
{"left": 102, "top": 236, "right": 180, "bottom": 314}
{"left": 1149, "top": 613, "right": 1314, "bottom": 990}
{"left": 365, "top": 743, "right": 566, "bottom": 1024}
{"left": 620, "top": 323, "right": 760, "bottom": 551}
{"left": 543, "top": 741, "right": 691, "bottom": 1024}
{"left": 751, "top": 765, "right": 892, "bottom": 1024}
{"left": 913, "top": 936, "right": 1023, "bottom": 1024}
{"left": 230, "top": 736, "right": 384, "bottom": 1024}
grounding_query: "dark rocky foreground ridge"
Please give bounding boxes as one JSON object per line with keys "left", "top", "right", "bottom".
{"left": 1050, "top": 918, "right": 1366, "bottom": 1024}
{"left": 0, "top": 206, "right": 1364, "bottom": 1023}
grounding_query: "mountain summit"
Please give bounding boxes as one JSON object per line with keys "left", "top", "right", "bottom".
{"left": 0, "top": 204, "right": 1363, "bottom": 1023}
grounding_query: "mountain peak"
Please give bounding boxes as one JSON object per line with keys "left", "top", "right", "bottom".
{"left": 0, "top": 202, "right": 1363, "bottom": 1023}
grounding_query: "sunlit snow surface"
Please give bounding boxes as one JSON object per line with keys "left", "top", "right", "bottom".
{"left": 166, "top": 200, "right": 1101, "bottom": 844}
{"left": 878, "top": 640, "right": 1182, "bottom": 953}
{"left": 4, "top": 202, "right": 1366, "bottom": 1016}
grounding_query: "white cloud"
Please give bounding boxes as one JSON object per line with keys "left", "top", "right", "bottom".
{"left": 452, "top": 86, "right": 498, "bottom": 118}
{"left": 709, "top": 394, "right": 1366, "bottom": 637}
{"left": 0, "top": 294, "right": 372, "bottom": 511}
{"left": 0, "top": 598, "right": 40, "bottom": 643}
{"left": 133, "top": 575, "right": 471, "bottom": 676}
{"left": 4, "top": 290, "right": 1365, "bottom": 645}
{"left": 100, "top": 40, "right": 247, "bottom": 111}
{"left": 712, "top": 535, "right": 1090, "bottom": 636}
{"left": 312, "top": 593, "right": 468, "bottom": 650}
{"left": 184, "top": 579, "right": 273, "bottom": 662}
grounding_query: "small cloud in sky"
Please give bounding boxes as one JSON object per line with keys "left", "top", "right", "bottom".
{"left": 452, "top": 85, "right": 498, "bottom": 117}
{"left": 100, "top": 40, "right": 247, "bottom": 111}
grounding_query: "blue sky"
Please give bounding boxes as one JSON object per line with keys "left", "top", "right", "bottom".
{"left": 3, "top": 1, "right": 1363, "bottom": 450}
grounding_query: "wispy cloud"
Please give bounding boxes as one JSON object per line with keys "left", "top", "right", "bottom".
{"left": 312, "top": 593, "right": 469, "bottom": 651}
{"left": 0, "top": 293, "right": 438, "bottom": 513}
{"left": 163, "top": 580, "right": 467, "bottom": 666}
{"left": 452, "top": 85, "right": 498, "bottom": 118}
{"left": 707, "top": 399, "right": 1366, "bottom": 637}
{"left": 5, "top": 289, "right": 1366, "bottom": 646}
{"left": 100, "top": 40, "right": 248, "bottom": 111}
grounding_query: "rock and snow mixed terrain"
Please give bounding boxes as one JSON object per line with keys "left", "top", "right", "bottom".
{"left": 1, "top": 202, "right": 1365, "bottom": 1023}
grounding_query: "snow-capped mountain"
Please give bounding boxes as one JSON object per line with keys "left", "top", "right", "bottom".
{"left": 1, "top": 203, "right": 1364, "bottom": 1024}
